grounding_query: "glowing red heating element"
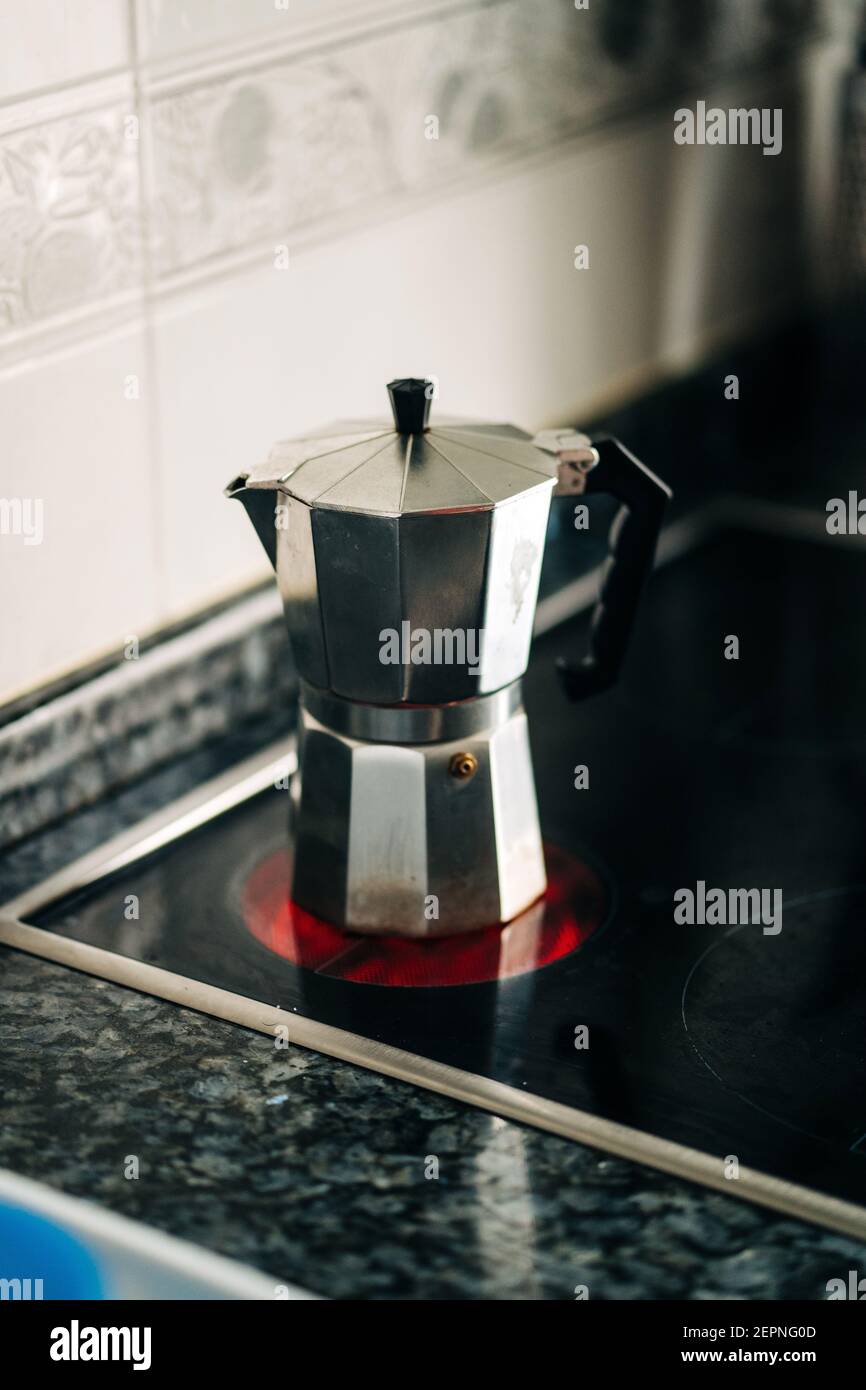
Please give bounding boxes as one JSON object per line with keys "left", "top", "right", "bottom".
{"left": 241, "top": 846, "right": 608, "bottom": 988}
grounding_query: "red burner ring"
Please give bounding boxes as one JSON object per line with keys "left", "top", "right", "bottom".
{"left": 241, "top": 845, "right": 609, "bottom": 988}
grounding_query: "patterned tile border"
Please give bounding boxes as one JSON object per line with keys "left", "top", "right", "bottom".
{"left": 140, "top": 0, "right": 822, "bottom": 287}
{"left": 0, "top": 0, "right": 823, "bottom": 363}
{"left": 0, "top": 73, "right": 143, "bottom": 367}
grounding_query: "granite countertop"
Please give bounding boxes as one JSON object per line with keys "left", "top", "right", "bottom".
{"left": 2, "top": 744, "right": 865, "bottom": 1301}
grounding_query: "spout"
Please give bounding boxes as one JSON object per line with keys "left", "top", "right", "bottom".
{"left": 225, "top": 474, "right": 277, "bottom": 570}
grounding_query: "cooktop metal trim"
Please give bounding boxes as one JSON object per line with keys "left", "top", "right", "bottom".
{"left": 0, "top": 742, "right": 298, "bottom": 922}
{"left": 2, "top": 733, "right": 866, "bottom": 1246}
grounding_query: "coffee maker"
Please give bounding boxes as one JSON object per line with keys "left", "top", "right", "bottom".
{"left": 228, "top": 379, "right": 670, "bottom": 936}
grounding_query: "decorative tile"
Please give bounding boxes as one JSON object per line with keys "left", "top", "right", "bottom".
{"left": 0, "top": 81, "right": 142, "bottom": 362}
{"left": 141, "top": 0, "right": 823, "bottom": 289}
{"left": 143, "top": 56, "right": 396, "bottom": 283}
{"left": 0, "top": 1, "right": 823, "bottom": 356}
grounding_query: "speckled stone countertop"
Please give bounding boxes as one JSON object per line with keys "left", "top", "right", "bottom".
{"left": 1, "top": 733, "right": 865, "bottom": 1301}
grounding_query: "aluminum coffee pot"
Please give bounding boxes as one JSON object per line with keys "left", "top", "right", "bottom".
{"left": 227, "top": 379, "right": 670, "bottom": 936}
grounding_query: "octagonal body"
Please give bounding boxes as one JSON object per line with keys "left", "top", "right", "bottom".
{"left": 273, "top": 482, "right": 551, "bottom": 703}
{"left": 291, "top": 698, "right": 547, "bottom": 935}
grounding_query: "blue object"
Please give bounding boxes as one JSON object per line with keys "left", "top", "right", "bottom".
{"left": 0, "top": 1200, "right": 105, "bottom": 1299}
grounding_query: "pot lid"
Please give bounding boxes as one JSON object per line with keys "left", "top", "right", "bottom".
{"left": 238, "top": 379, "right": 556, "bottom": 515}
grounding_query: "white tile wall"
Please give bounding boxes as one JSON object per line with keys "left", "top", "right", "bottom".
{"left": 0, "top": 2, "right": 129, "bottom": 102}
{"left": 0, "top": 325, "right": 159, "bottom": 703}
{"left": 0, "top": 1, "right": 837, "bottom": 706}
{"left": 134, "top": 0, "right": 439, "bottom": 65}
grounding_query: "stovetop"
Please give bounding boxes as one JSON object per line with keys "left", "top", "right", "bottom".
{"left": 17, "top": 525, "right": 866, "bottom": 1224}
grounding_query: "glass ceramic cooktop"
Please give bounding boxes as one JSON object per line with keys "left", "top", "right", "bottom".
{"left": 24, "top": 529, "right": 866, "bottom": 1217}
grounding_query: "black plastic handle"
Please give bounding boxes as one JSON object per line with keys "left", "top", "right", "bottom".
{"left": 556, "top": 437, "right": 671, "bottom": 701}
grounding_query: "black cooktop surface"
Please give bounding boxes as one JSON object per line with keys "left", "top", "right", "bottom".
{"left": 30, "top": 528, "right": 866, "bottom": 1211}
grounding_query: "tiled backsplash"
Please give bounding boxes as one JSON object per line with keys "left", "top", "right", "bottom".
{"left": 0, "top": 0, "right": 839, "bottom": 707}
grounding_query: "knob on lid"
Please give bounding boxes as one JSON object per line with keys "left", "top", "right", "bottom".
{"left": 387, "top": 378, "right": 432, "bottom": 434}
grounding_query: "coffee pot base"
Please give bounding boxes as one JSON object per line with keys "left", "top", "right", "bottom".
{"left": 290, "top": 682, "right": 547, "bottom": 937}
